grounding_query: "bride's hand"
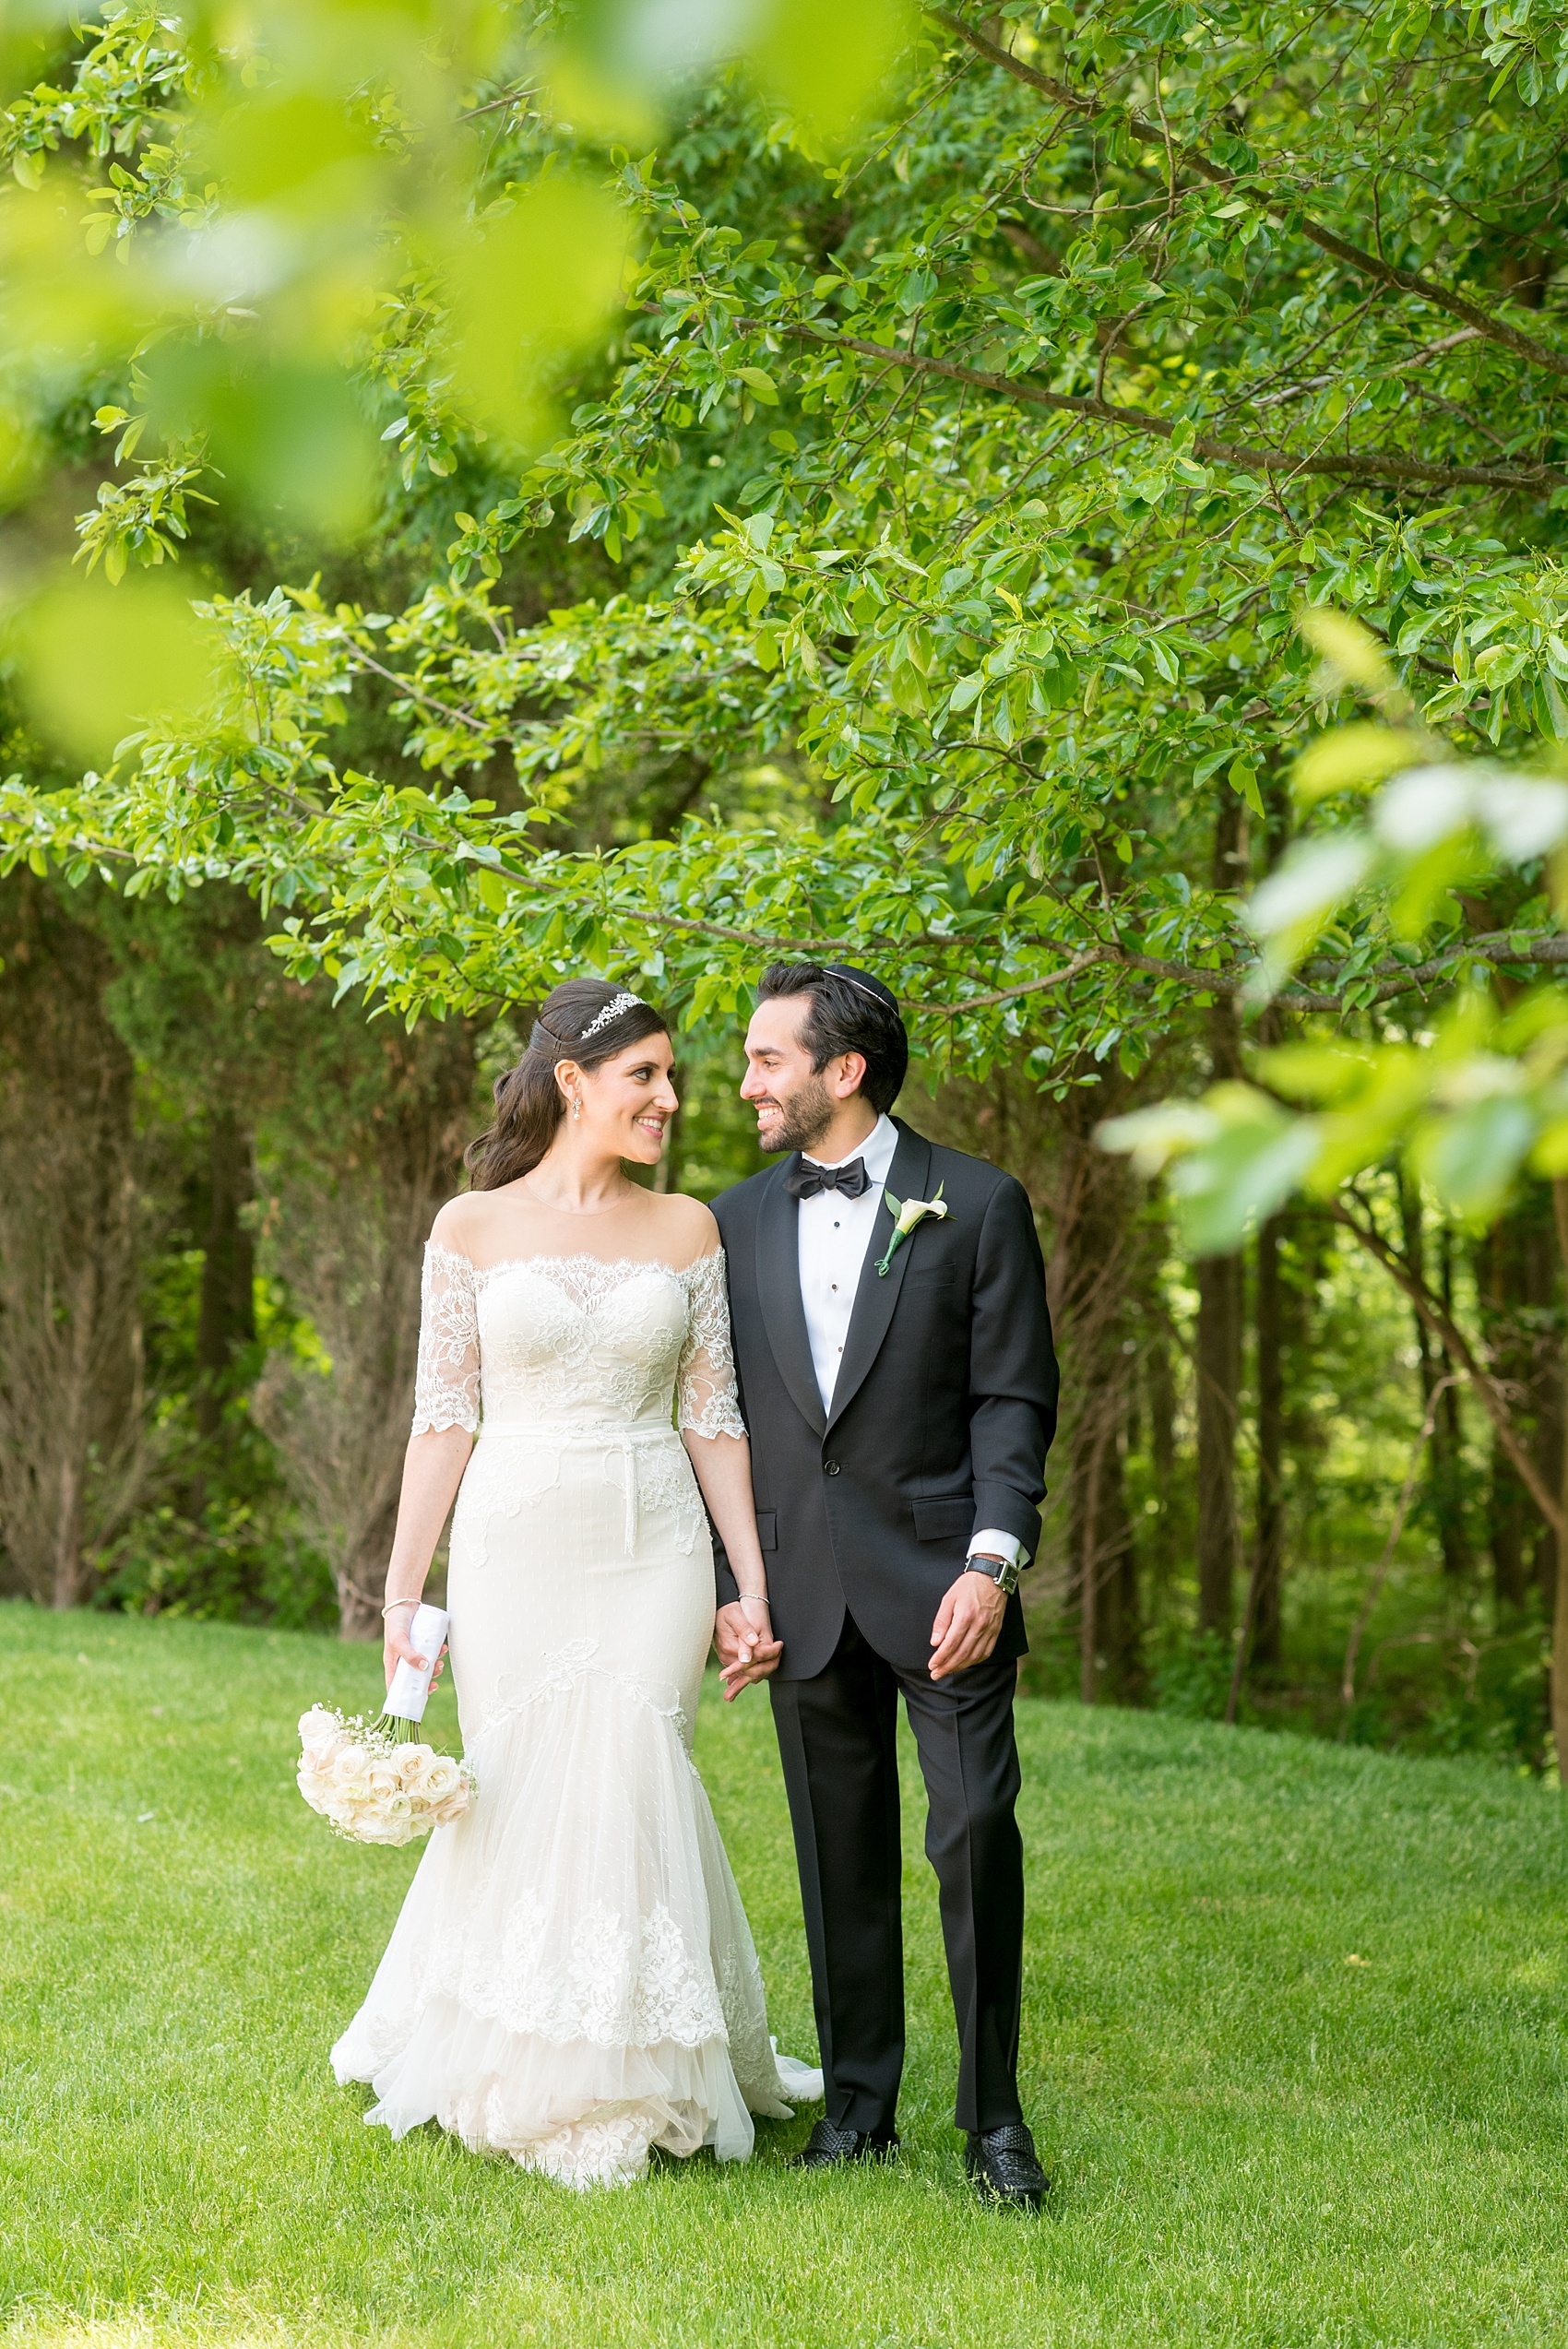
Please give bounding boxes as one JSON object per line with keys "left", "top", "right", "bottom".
{"left": 383, "top": 1610, "right": 446, "bottom": 1696}
{"left": 714, "top": 1599, "right": 781, "bottom": 1701}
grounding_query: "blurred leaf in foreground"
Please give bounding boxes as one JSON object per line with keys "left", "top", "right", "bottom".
{"left": 15, "top": 574, "right": 217, "bottom": 765}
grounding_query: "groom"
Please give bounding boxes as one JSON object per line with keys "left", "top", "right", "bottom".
{"left": 710, "top": 963, "right": 1058, "bottom": 2210}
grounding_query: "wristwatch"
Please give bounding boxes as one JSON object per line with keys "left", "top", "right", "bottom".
{"left": 966, "top": 1551, "right": 1022, "bottom": 1597}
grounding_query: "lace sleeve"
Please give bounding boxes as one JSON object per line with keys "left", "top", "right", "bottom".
{"left": 411, "top": 1243, "right": 481, "bottom": 1436}
{"left": 677, "top": 1249, "right": 747, "bottom": 1441}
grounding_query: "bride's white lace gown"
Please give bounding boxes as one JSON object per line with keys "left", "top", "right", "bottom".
{"left": 331, "top": 1229, "right": 818, "bottom": 2189}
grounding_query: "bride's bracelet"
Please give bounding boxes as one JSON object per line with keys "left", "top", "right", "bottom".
{"left": 737, "top": 1590, "right": 770, "bottom": 1608}
{"left": 381, "top": 1598, "right": 418, "bottom": 1618}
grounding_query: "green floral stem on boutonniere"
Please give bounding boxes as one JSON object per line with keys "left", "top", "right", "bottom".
{"left": 874, "top": 1181, "right": 948, "bottom": 1276}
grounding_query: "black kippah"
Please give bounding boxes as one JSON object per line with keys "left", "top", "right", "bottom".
{"left": 822, "top": 964, "right": 900, "bottom": 1017}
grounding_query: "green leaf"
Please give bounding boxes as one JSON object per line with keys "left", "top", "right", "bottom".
{"left": 1229, "top": 756, "right": 1265, "bottom": 819}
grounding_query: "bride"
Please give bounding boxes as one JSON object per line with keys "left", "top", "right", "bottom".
{"left": 331, "top": 978, "right": 820, "bottom": 2188}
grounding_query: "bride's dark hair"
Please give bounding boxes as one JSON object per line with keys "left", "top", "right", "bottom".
{"left": 465, "top": 979, "right": 671, "bottom": 1191}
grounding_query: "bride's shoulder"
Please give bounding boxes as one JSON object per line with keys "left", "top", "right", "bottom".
{"left": 426, "top": 1193, "right": 489, "bottom": 1257}
{"left": 643, "top": 1190, "right": 721, "bottom": 1263}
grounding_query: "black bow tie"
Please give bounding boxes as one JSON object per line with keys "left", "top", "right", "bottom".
{"left": 786, "top": 1156, "right": 872, "bottom": 1202}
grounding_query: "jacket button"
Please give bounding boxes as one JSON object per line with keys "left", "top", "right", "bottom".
{"left": 823, "top": 1459, "right": 841, "bottom": 1477}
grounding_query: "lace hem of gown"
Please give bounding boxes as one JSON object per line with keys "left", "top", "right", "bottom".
{"left": 331, "top": 1646, "right": 818, "bottom": 2189}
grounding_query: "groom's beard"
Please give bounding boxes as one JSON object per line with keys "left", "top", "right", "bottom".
{"left": 760, "top": 1072, "right": 837, "bottom": 1157}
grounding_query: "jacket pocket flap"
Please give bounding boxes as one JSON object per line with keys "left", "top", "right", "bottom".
{"left": 913, "top": 1495, "right": 973, "bottom": 1542}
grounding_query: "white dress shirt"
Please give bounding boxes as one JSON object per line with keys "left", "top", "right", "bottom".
{"left": 794, "top": 1114, "right": 1025, "bottom": 1573}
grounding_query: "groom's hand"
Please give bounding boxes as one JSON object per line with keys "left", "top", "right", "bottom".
{"left": 714, "top": 1602, "right": 783, "bottom": 1701}
{"left": 929, "top": 1568, "right": 1007, "bottom": 1680}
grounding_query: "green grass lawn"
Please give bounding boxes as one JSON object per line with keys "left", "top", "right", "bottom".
{"left": 4, "top": 1604, "right": 1568, "bottom": 2348}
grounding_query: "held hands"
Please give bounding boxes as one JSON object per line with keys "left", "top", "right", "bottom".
{"left": 714, "top": 1597, "right": 783, "bottom": 1701}
{"left": 929, "top": 1566, "right": 1007, "bottom": 1681}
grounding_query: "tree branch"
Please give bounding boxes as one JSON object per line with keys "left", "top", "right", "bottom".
{"left": 765, "top": 322, "right": 1564, "bottom": 492}
{"left": 922, "top": 946, "right": 1114, "bottom": 1014}
{"left": 929, "top": 7, "right": 1568, "bottom": 388}
{"left": 1329, "top": 1199, "right": 1566, "bottom": 1539}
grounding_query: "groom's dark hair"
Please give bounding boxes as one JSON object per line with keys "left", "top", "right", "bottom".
{"left": 758, "top": 963, "right": 909, "bottom": 1114}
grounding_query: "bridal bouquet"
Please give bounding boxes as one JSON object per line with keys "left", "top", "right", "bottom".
{"left": 296, "top": 1706, "right": 474, "bottom": 1846}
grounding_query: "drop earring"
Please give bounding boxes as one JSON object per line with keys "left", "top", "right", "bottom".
{"left": 572, "top": 1097, "right": 582, "bottom": 1121}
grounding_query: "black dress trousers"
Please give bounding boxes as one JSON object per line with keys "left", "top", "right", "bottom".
{"left": 769, "top": 1611, "right": 1026, "bottom": 2137}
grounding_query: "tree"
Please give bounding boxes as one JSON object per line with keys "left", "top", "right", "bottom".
{"left": 0, "top": 3, "right": 1560, "bottom": 1052}
{"left": 0, "top": 876, "right": 145, "bottom": 1604}
{"left": 4, "top": 3, "right": 1568, "bottom": 1718}
{"left": 253, "top": 1016, "right": 481, "bottom": 1636}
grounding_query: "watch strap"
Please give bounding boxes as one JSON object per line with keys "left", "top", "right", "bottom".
{"left": 967, "top": 1553, "right": 1021, "bottom": 1597}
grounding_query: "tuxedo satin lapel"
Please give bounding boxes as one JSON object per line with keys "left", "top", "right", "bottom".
{"left": 826, "top": 1122, "right": 933, "bottom": 1435}
{"left": 755, "top": 1158, "right": 826, "bottom": 1437}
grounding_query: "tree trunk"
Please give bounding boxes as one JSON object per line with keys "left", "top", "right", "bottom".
{"left": 52, "top": 1457, "right": 81, "bottom": 1610}
{"left": 0, "top": 874, "right": 145, "bottom": 1608}
{"left": 1145, "top": 1317, "right": 1179, "bottom": 1592}
{"left": 253, "top": 1016, "right": 481, "bottom": 1640}
{"left": 196, "top": 1109, "right": 256, "bottom": 1442}
{"left": 1551, "top": 1180, "right": 1568, "bottom": 1775}
{"left": 1075, "top": 1374, "right": 1139, "bottom": 1703}
{"left": 1481, "top": 1215, "right": 1531, "bottom": 1612}
{"left": 1253, "top": 1211, "right": 1285, "bottom": 1670}
{"left": 1526, "top": 1217, "right": 1562, "bottom": 1619}
{"left": 1399, "top": 1176, "right": 1471, "bottom": 1580}
{"left": 1196, "top": 1250, "right": 1241, "bottom": 1639}
{"left": 1437, "top": 1223, "right": 1470, "bottom": 1571}
{"left": 1196, "top": 788, "right": 1245, "bottom": 1642}
{"left": 1041, "top": 1072, "right": 1146, "bottom": 1703}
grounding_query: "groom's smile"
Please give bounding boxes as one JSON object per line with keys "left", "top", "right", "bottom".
{"left": 742, "top": 997, "right": 867, "bottom": 1159}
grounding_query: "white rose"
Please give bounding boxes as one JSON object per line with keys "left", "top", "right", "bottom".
{"left": 417, "top": 1757, "right": 462, "bottom": 1800}
{"left": 366, "top": 1763, "right": 400, "bottom": 1800}
{"left": 299, "top": 1706, "right": 339, "bottom": 1745}
{"left": 331, "top": 1745, "right": 370, "bottom": 1783}
{"left": 390, "top": 1743, "right": 424, "bottom": 1778}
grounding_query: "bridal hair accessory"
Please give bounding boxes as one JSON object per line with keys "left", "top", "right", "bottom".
{"left": 297, "top": 1604, "right": 474, "bottom": 1846}
{"left": 874, "top": 1181, "right": 947, "bottom": 1277}
{"left": 578, "top": 990, "right": 644, "bottom": 1042}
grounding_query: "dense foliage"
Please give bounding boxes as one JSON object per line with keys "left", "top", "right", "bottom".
{"left": 2, "top": 0, "right": 1567, "bottom": 1760}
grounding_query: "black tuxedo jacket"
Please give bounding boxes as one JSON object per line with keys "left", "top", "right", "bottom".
{"left": 709, "top": 1119, "right": 1059, "bottom": 1681}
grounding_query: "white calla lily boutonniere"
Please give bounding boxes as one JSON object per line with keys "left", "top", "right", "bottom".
{"left": 874, "top": 1181, "right": 947, "bottom": 1277}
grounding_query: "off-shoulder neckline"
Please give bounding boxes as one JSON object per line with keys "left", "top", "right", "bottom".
{"left": 424, "top": 1243, "right": 723, "bottom": 1281}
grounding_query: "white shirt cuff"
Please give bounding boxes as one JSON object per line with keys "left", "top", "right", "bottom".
{"left": 968, "top": 1528, "right": 1027, "bottom": 1569}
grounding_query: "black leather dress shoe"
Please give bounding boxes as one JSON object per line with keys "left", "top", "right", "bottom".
{"left": 965, "top": 2122, "right": 1049, "bottom": 2209}
{"left": 787, "top": 2118, "right": 899, "bottom": 2170}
